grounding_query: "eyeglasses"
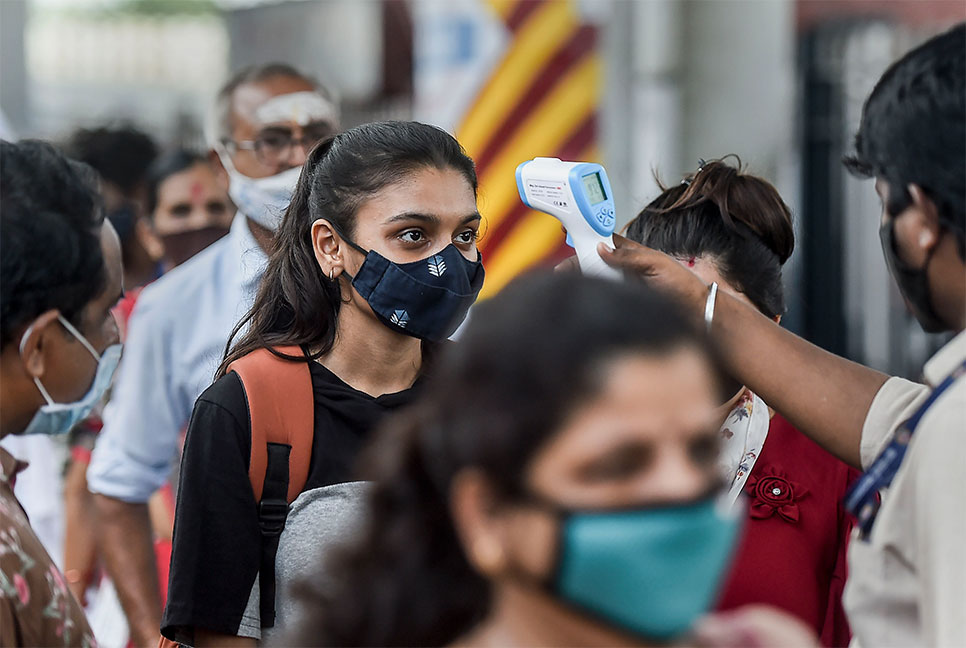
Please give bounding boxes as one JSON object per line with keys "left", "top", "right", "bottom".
{"left": 228, "top": 122, "right": 336, "bottom": 167}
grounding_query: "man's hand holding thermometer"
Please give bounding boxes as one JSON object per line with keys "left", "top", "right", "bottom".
{"left": 516, "top": 157, "right": 622, "bottom": 280}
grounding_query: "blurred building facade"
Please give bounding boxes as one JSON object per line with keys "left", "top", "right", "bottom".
{"left": 1, "top": 0, "right": 962, "bottom": 377}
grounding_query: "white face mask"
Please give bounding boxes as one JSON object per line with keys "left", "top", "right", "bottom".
{"left": 217, "top": 148, "right": 302, "bottom": 232}
{"left": 19, "top": 314, "right": 122, "bottom": 436}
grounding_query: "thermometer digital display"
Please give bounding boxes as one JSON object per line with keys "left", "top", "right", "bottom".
{"left": 582, "top": 172, "right": 607, "bottom": 205}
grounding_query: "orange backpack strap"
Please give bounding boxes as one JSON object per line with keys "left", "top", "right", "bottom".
{"left": 227, "top": 345, "right": 314, "bottom": 628}
{"left": 228, "top": 346, "right": 314, "bottom": 502}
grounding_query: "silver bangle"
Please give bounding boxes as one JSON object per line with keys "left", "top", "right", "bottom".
{"left": 704, "top": 282, "right": 718, "bottom": 333}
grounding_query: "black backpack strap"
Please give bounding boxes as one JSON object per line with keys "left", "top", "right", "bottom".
{"left": 257, "top": 442, "right": 292, "bottom": 628}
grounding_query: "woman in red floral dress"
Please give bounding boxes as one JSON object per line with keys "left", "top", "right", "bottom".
{"left": 625, "top": 158, "right": 858, "bottom": 647}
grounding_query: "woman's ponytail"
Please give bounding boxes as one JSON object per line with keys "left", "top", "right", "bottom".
{"left": 217, "top": 136, "right": 341, "bottom": 377}
{"left": 626, "top": 156, "right": 795, "bottom": 318}
{"left": 656, "top": 156, "right": 794, "bottom": 263}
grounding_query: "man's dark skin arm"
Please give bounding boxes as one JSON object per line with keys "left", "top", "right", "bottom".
{"left": 600, "top": 236, "right": 890, "bottom": 469}
{"left": 94, "top": 494, "right": 162, "bottom": 647}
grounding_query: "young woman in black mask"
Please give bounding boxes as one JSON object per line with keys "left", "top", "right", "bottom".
{"left": 161, "top": 121, "right": 484, "bottom": 646}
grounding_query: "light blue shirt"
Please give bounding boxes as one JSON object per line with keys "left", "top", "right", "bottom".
{"left": 88, "top": 214, "right": 266, "bottom": 503}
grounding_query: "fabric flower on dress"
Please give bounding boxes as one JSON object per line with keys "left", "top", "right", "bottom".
{"left": 746, "top": 468, "right": 809, "bottom": 523}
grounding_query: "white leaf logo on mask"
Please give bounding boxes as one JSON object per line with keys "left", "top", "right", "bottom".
{"left": 390, "top": 310, "right": 410, "bottom": 328}
{"left": 427, "top": 255, "right": 447, "bottom": 277}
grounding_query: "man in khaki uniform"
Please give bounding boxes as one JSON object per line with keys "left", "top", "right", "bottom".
{"left": 599, "top": 23, "right": 965, "bottom": 647}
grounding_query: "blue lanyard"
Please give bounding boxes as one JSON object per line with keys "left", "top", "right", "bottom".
{"left": 844, "top": 359, "right": 966, "bottom": 540}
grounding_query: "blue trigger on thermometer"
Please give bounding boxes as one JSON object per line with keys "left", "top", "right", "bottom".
{"left": 515, "top": 157, "right": 621, "bottom": 279}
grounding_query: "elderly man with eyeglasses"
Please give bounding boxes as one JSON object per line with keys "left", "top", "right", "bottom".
{"left": 86, "top": 63, "right": 340, "bottom": 648}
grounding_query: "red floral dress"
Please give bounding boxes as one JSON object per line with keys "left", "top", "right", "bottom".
{"left": 716, "top": 413, "right": 859, "bottom": 647}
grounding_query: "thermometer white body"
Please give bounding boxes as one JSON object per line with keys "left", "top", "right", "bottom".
{"left": 515, "top": 157, "right": 621, "bottom": 279}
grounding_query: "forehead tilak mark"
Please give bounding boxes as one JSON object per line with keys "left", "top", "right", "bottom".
{"left": 254, "top": 91, "right": 337, "bottom": 127}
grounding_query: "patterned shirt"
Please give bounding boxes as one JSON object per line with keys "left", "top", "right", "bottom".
{"left": 0, "top": 446, "right": 96, "bottom": 647}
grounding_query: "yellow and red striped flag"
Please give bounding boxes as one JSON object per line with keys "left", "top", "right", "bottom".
{"left": 456, "top": 0, "right": 602, "bottom": 298}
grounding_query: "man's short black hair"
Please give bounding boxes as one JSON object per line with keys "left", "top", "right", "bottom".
{"left": 1, "top": 140, "right": 107, "bottom": 348}
{"left": 844, "top": 23, "right": 965, "bottom": 258}
{"left": 67, "top": 124, "right": 159, "bottom": 197}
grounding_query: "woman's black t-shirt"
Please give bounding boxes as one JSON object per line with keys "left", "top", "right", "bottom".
{"left": 160, "top": 361, "right": 422, "bottom": 641}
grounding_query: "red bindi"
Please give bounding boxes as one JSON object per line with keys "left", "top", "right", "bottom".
{"left": 189, "top": 182, "right": 205, "bottom": 203}
{"left": 687, "top": 256, "right": 696, "bottom": 267}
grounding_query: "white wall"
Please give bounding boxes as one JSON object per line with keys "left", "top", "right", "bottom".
{"left": 602, "top": 0, "right": 796, "bottom": 223}
{"left": 680, "top": 0, "right": 796, "bottom": 182}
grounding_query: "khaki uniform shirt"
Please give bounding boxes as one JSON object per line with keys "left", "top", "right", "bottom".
{"left": 0, "top": 446, "right": 95, "bottom": 647}
{"left": 844, "top": 330, "right": 966, "bottom": 647}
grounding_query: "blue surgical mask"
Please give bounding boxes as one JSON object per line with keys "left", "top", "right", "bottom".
{"left": 19, "top": 315, "right": 122, "bottom": 436}
{"left": 342, "top": 240, "right": 485, "bottom": 342}
{"left": 538, "top": 493, "right": 742, "bottom": 641}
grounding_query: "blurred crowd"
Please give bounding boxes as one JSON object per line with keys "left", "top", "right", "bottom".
{"left": 1, "top": 16, "right": 965, "bottom": 648}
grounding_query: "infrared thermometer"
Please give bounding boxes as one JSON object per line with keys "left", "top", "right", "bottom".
{"left": 516, "top": 157, "right": 621, "bottom": 279}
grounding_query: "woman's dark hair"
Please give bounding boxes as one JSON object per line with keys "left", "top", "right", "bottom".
{"left": 290, "top": 272, "right": 709, "bottom": 646}
{"left": 844, "top": 23, "right": 965, "bottom": 259}
{"left": 145, "top": 149, "right": 207, "bottom": 215}
{"left": 625, "top": 156, "right": 794, "bottom": 319}
{"left": 1, "top": 139, "right": 106, "bottom": 348}
{"left": 217, "top": 121, "right": 477, "bottom": 376}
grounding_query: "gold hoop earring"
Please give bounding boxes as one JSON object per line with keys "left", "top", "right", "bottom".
{"left": 329, "top": 268, "right": 334, "bottom": 281}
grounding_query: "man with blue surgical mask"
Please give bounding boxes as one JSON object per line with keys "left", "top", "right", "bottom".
{"left": 86, "top": 63, "right": 339, "bottom": 646}
{"left": 0, "top": 139, "right": 124, "bottom": 646}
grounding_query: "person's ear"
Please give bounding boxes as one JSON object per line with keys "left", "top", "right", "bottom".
{"left": 18, "top": 310, "right": 61, "bottom": 379}
{"left": 311, "top": 219, "right": 347, "bottom": 279}
{"left": 450, "top": 468, "right": 508, "bottom": 577}
{"left": 135, "top": 217, "right": 164, "bottom": 263}
{"left": 907, "top": 184, "right": 941, "bottom": 254}
{"left": 208, "top": 149, "right": 230, "bottom": 194}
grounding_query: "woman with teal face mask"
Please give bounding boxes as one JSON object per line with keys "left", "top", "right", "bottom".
{"left": 288, "top": 272, "right": 816, "bottom": 647}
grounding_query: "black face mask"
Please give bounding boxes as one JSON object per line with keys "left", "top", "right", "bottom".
{"left": 341, "top": 238, "right": 485, "bottom": 342}
{"left": 160, "top": 225, "right": 231, "bottom": 268}
{"left": 879, "top": 218, "right": 947, "bottom": 333}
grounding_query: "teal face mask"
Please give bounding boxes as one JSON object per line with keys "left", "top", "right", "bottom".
{"left": 540, "top": 494, "right": 742, "bottom": 641}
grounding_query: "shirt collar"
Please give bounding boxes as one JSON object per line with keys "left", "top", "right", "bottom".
{"left": 229, "top": 212, "right": 269, "bottom": 291}
{"left": 923, "top": 329, "right": 966, "bottom": 386}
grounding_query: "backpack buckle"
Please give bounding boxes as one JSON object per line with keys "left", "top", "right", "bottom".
{"left": 258, "top": 498, "right": 290, "bottom": 536}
